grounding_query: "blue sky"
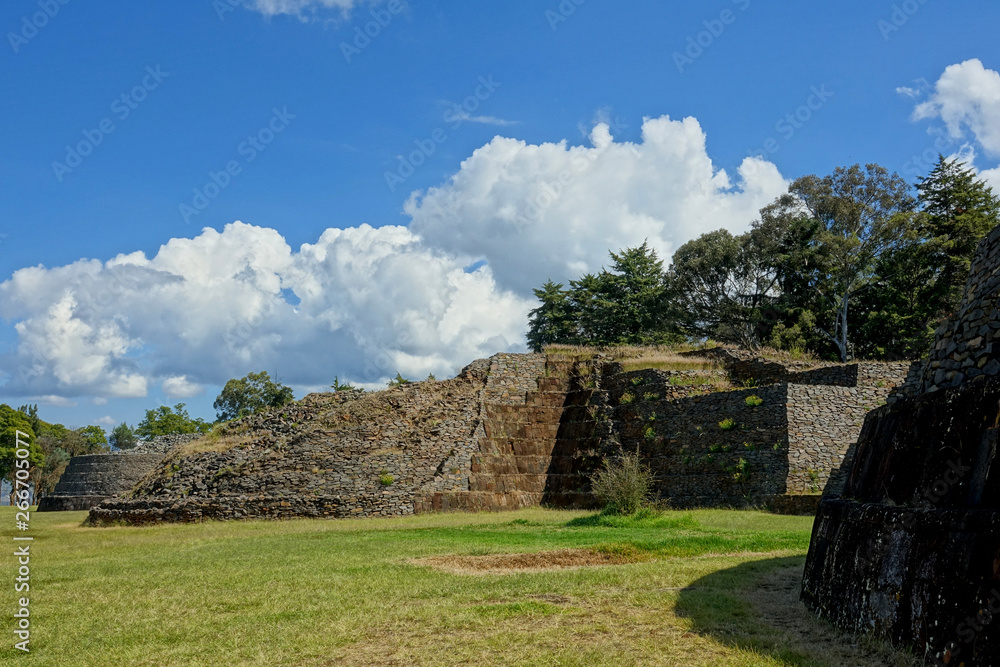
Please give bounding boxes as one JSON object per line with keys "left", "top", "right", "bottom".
{"left": 2, "top": 0, "right": 1000, "bottom": 432}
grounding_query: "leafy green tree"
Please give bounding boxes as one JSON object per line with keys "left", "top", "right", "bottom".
{"left": 845, "top": 158, "right": 1000, "bottom": 360}
{"left": 109, "top": 422, "right": 138, "bottom": 451}
{"left": 16, "top": 404, "right": 42, "bottom": 438}
{"left": 784, "top": 164, "right": 917, "bottom": 361}
{"left": 32, "top": 441, "right": 70, "bottom": 496}
{"left": 0, "top": 405, "right": 43, "bottom": 486}
{"left": 78, "top": 425, "right": 108, "bottom": 452}
{"left": 135, "top": 403, "right": 211, "bottom": 439}
{"left": 667, "top": 225, "right": 784, "bottom": 348}
{"left": 553, "top": 242, "right": 672, "bottom": 346}
{"left": 526, "top": 280, "right": 575, "bottom": 351}
{"left": 568, "top": 272, "right": 616, "bottom": 344}
{"left": 214, "top": 371, "right": 295, "bottom": 422}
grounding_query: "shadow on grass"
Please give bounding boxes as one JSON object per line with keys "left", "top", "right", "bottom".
{"left": 675, "top": 556, "right": 920, "bottom": 667}
{"left": 675, "top": 555, "right": 820, "bottom": 666}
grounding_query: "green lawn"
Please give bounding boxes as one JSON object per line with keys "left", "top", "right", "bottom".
{"left": 0, "top": 507, "right": 911, "bottom": 666}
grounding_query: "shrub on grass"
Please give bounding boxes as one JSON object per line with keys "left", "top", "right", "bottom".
{"left": 590, "top": 449, "right": 653, "bottom": 515}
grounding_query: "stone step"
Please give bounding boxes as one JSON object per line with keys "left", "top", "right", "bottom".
{"left": 37, "top": 495, "right": 113, "bottom": 512}
{"left": 556, "top": 421, "right": 600, "bottom": 440}
{"left": 482, "top": 437, "right": 560, "bottom": 457}
{"left": 541, "top": 474, "right": 592, "bottom": 494}
{"left": 538, "top": 491, "right": 597, "bottom": 509}
{"left": 545, "top": 359, "right": 577, "bottom": 375}
{"left": 473, "top": 454, "right": 600, "bottom": 475}
{"left": 482, "top": 405, "right": 565, "bottom": 423}
{"left": 483, "top": 421, "right": 561, "bottom": 440}
{"left": 525, "top": 392, "right": 568, "bottom": 408}
{"left": 559, "top": 405, "right": 595, "bottom": 422}
{"left": 536, "top": 377, "right": 570, "bottom": 392}
{"left": 563, "top": 390, "right": 596, "bottom": 407}
{"left": 469, "top": 473, "right": 549, "bottom": 493}
{"left": 416, "top": 491, "right": 543, "bottom": 513}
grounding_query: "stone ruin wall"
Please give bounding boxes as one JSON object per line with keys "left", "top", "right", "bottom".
{"left": 37, "top": 433, "right": 204, "bottom": 512}
{"left": 920, "top": 223, "right": 1000, "bottom": 392}
{"left": 596, "top": 362, "right": 907, "bottom": 509}
{"left": 84, "top": 350, "right": 910, "bottom": 524}
{"left": 801, "top": 222, "right": 1000, "bottom": 663}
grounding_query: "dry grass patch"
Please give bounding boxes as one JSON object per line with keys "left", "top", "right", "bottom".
{"left": 414, "top": 544, "right": 652, "bottom": 574}
{"left": 545, "top": 344, "right": 724, "bottom": 372}
{"left": 172, "top": 429, "right": 255, "bottom": 457}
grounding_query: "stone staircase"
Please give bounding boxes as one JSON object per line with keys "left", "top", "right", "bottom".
{"left": 38, "top": 453, "right": 164, "bottom": 512}
{"left": 419, "top": 356, "right": 605, "bottom": 512}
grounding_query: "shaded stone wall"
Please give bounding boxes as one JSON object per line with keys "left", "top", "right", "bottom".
{"left": 802, "top": 378, "right": 1000, "bottom": 664}
{"left": 598, "top": 364, "right": 903, "bottom": 508}
{"left": 802, "top": 223, "right": 1000, "bottom": 664}
{"left": 921, "top": 223, "right": 1000, "bottom": 392}
{"left": 606, "top": 379, "right": 790, "bottom": 507}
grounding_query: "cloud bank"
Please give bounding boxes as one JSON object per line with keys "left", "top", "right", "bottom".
{"left": 406, "top": 116, "right": 787, "bottom": 293}
{"left": 1, "top": 115, "right": 788, "bottom": 400}
{"left": 910, "top": 59, "right": 1000, "bottom": 190}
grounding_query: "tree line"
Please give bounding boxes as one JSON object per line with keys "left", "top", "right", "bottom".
{"left": 0, "top": 370, "right": 296, "bottom": 500}
{"left": 528, "top": 158, "right": 1000, "bottom": 362}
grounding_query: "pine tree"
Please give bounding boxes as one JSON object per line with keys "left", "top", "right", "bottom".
{"left": 917, "top": 156, "right": 1000, "bottom": 311}
{"left": 526, "top": 280, "right": 575, "bottom": 351}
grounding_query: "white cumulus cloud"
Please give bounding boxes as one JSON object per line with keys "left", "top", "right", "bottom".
{"left": 914, "top": 59, "right": 1000, "bottom": 156}
{"left": 162, "top": 376, "right": 205, "bottom": 399}
{"left": 909, "top": 59, "right": 1000, "bottom": 191}
{"left": 0, "top": 222, "right": 530, "bottom": 398}
{"left": 405, "top": 115, "right": 788, "bottom": 293}
{"left": 0, "top": 115, "right": 790, "bottom": 401}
